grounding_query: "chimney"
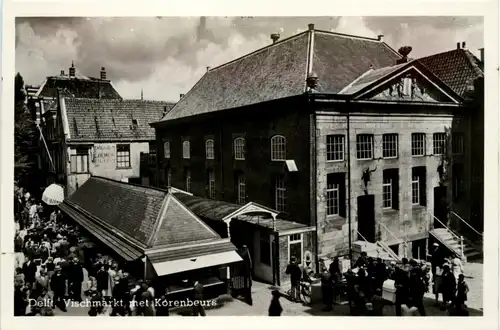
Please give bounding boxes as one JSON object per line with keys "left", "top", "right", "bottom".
{"left": 308, "top": 23, "right": 314, "bottom": 31}
{"left": 60, "top": 70, "right": 65, "bottom": 76}
{"left": 69, "top": 61, "right": 76, "bottom": 77}
{"left": 377, "top": 35, "right": 384, "bottom": 42}
{"left": 396, "top": 46, "right": 412, "bottom": 64}
{"left": 271, "top": 33, "right": 280, "bottom": 44}
{"left": 180, "top": 93, "right": 185, "bottom": 99}
{"left": 457, "top": 42, "right": 461, "bottom": 49}
{"left": 206, "top": 66, "right": 211, "bottom": 72}
{"left": 461, "top": 41, "right": 467, "bottom": 49}
{"left": 479, "top": 48, "right": 484, "bottom": 63}
{"left": 100, "top": 67, "right": 107, "bottom": 80}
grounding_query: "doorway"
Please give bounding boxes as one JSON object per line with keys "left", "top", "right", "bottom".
{"left": 433, "top": 186, "right": 448, "bottom": 228}
{"left": 411, "top": 239, "right": 427, "bottom": 261}
{"left": 357, "top": 195, "right": 376, "bottom": 242}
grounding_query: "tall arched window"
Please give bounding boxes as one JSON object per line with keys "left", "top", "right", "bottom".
{"left": 205, "top": 139, "right": 215, "bottom": 159}
{"left": 234, "top": 137, "right": 246, "bottom": 160}
{"left": 270, "top": 135, "right": 286, "bottom": 161}
{"left": 163, "top": 141, "right": 170, "bottom": 159}
{"left": 182, "top": 141, "right": 190, "bottom": 159}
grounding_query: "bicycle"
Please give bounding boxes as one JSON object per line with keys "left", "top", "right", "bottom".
{"left": 286, "top": 280, "right": 312, "bottom": 305}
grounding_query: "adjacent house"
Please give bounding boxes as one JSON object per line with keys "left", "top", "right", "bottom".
{"left": 37, "top": 95, "right": 174, "bottom": 196}
{"left": 419, "top": 42, "right": 484, "bottom": 235}
{"left": 150, "top": 23, "right": 482, "bottom": 277}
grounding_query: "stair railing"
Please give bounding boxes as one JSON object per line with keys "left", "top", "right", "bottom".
{"left": 377, "top": 223, "right": 402, "bottom": 261}
{"left": 356, "top": 230, "right": 369, "bottom": 248}
{"left": 450, "top": 211, "right": 483, "bottom": 238}
{"left": 379, "top": 222, "right": 403, "bottom": 244}
{"left": 431, "top": 213, "right": 465, "bottom": 260}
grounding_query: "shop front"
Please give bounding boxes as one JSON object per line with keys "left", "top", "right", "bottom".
{"left": 174, "top": 193, "right": 317, "bottom": 286}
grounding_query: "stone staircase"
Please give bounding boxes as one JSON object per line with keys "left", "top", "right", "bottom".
{"left": 352, "top": 240, "right": 399, "bottom": 262}
{"left": 430, "top": 227, "right": 482, "bottom": 262}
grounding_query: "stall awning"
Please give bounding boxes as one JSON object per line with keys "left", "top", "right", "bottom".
{"left": 151, "top": 250, "right": 242, "bottom": 276}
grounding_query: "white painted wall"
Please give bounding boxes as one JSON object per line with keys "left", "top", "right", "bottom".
{"left": 66, "top": 141, "right": 150, "bottom": 196}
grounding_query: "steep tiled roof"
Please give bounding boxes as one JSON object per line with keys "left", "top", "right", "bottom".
{"left": 151, "top": 195, "right": 221, "bottom": 246}
{"left": 312, "top": 31, "right": 400, "bottom": 94}
{"left": 173, "top": 193, "right": 241, "bottom": 222}
{"left": 418, "top": 49, "right": 483, "bottom": 97}
{"left": 64, "top": 177, "right": 226, "bottom": 251}
{"left": 339, "top": 63, "right": 407, "bottom": 95}
{"left": 155, "top": 29, "right": 400, "bottom": 124}
{"left": 38, "top": 75, "right": 123, "bottom": 100}
{"left": 67, "top": 177, "right": 166, "bottom": 245}
{"left": 64, "top": 98, "right": 174, "bottom": 141}
{"left": 174, "top": 192, "right": 311, "bottom": 232}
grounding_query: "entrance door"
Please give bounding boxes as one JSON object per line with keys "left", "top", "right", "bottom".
{"left": 433, "top": 186, "right": 448, "bottom": 228}
{"left": 357, "top": 195, "right": 376, "bottom": 242}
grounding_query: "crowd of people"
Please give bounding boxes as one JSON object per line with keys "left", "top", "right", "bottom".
{"left": 12, "top": 187, "right": 181, "bottom": 317}
{"left": 13, "top": 185, "right": 472, "bottom": 318}
{"left": 283, "top": 248, "right": 471, "bottom": 317}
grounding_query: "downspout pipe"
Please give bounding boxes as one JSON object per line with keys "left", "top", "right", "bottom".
{"left": 309, "top": 93, "right": 320, "bottom": 274}
{"left": 346, "top": 101, "right": 353, "bottom": 266}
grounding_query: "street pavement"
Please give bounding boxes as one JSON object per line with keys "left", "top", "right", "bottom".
{"left": 53, "top": 262, "right": 483, "bottom": 317}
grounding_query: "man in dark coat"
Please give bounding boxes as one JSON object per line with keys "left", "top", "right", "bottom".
{"left": 192, "top": 280, "right": 206, "bottom": 316}
{"left": 240, "top": 245, "right": 253, "bottom": 305}
{"left": 22, "top": 257, "right": 38, "bottom": 288}
{"left": 50, "top": 265, "right": 67, "bottom": 312}
{"left": 285, "top": 257, "right": 302, "bottom": 303}
{"left": 320, "top": 264, "right": 333, "bottom": 311}
{"left": 14, "top": 286, "right": 28, "bottom": 316}
{"left": 408, "top": 267, "right": 426, "bottom": 316}
{"left": 268, "top": 290, "right": 283, "bottom": 316}
{"left": 110, "top": 276, "right": 126, "bottom": 316}
{"left": 69, "top": 258, "right": 84, "bottom": 302}
{"left": 393, "top": 267, "right": 409, "bottom": 316}
{"left": 354, "top": 252, "right": 368, "bottom": 269}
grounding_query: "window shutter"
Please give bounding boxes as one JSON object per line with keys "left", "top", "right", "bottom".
{"left": 420, "top": 169, "right": 427, "bottom": 206}
{"left": 392, "top": 170, "right": 400, "bottom": 210}
{"left": 339, "top": 173, "right": 347, "bottom": 217}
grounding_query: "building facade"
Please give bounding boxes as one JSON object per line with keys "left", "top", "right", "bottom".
{"left": 37, "top": 95, "right": 174, "bottom": 196}
{"left": 151, "top": 25, "right": 480, "bottom": 268}
{"left": 419, "top": 43, "right": 484, "bottom": 235}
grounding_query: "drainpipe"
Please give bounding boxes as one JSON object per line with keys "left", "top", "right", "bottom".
{"left": 346, "top": 100, "right": 353, "bottom": 266}
{"left": 273, "top": 230, "right": 280, "bottom": 286}
{"left": 309, "top": 94, "right": 320, "bottom": 275}
{"left": 219, "top": 120, "right": 225, "bottom": 200}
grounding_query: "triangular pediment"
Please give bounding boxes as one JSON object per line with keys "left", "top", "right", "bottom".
{"left": 342, "top": 61, "right": 462, "bottom": 104}
{"left": 149, "top": 194, "right": 221, "bottom": 248}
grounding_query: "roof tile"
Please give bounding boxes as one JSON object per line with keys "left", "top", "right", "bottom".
{"left": 64, "top": 98, "right": 175, "bottom": 141}
{"left": 40, "top": 76, "right": 123, "bottom": 99}
{"left": 67, "top": 177, "right": 167, "bottom": 244}
{"left": 156, "top": 30, "right": 400, "bottom": 123}
{"left": 418, "top": 49, "right": 483, "bottom": 97}
{"left": 152, "top": 195, "right": 220, "bottom": 246}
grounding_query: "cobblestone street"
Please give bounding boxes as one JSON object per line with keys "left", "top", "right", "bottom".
{"left": 54, "top": 261, "right": 483, "bottom": 317}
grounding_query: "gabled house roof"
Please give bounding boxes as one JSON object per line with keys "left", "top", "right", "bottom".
{"left": 36, "top": 72, "right": 123, "bottom": 100}
{"left": 62, "top": 98, "right": 175, "bottom": 142}
{"left": 59, "top": 177, "right": 230, "bottom": 261}
{"left": 338, "top": 59, "right": 463, "bottom": 104}
{"left": 153, "top": 28, "right": 400, "bottom": 124}
{"left": 418, "top": 48, "right": 483, "bottom": 97}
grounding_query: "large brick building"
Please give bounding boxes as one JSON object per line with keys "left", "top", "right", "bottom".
{"left": 150, "top": 24, "right": 481, "bottom": 279}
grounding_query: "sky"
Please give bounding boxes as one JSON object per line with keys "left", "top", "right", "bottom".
{"left": 15, "top": 16, "right": 484, "bottom": 102}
